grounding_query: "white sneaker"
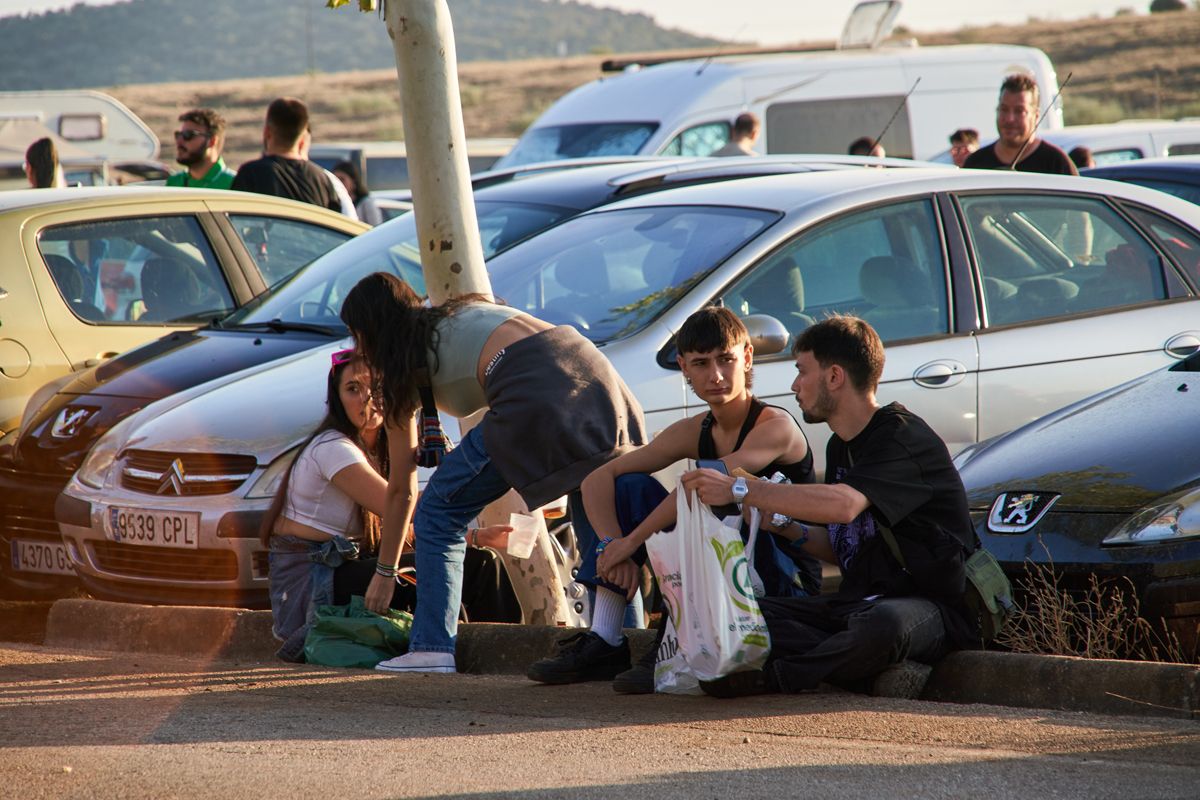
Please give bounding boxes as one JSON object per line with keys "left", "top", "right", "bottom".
{"left": 375, "top": 651, "right": 457, "bottom": 673}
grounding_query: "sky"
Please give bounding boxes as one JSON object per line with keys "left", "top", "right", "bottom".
{"left": 0, "top": 0, "right": 1147, "bottom": 44}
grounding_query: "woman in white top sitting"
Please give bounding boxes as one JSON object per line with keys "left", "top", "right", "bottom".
{"left": 262, "top": 348, "right": 516, "bottom": 662}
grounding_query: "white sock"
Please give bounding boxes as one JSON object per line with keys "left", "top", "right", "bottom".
{"left": 591, "top": 587, "right": 627, "bottom": 646}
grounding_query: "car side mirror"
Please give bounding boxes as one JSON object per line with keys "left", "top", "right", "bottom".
{"left": 742, "top": 314, "right": 789, "bottom": 356}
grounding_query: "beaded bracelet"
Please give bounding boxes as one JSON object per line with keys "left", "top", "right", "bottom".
{"left": 595, "top": 536, "right": 614, "bottom": 556}
{"left": 469, "top": 528, "right": 480, "bottom": 548}
{"left": 375, "top": 562, "right": 399, "bottom": 578}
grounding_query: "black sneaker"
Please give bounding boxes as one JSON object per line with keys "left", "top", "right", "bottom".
{"left": 699, "top": 668, "right": 774, "bottom": 699}
{"left": 527, "top": 631, "right": 631, "bottom": 685}
{"left": 612, "top": 663, "right": 655, "bottom": 694}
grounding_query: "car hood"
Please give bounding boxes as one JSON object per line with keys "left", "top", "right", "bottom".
{"left": 958, "top": 360, "right": 1200, "bottom": 513}
{"left": 12, "top": 328, "right": 337, "bottom": 475}
{"left": 112, "top": 344, "right": 344, "bottom": 466}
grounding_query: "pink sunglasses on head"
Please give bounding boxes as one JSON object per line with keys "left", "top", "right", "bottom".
{"left": 330, "top": 348, "right": 355, "bottom": 369}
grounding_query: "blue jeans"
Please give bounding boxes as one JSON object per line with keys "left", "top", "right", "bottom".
{"left": 410, "top": 425, "right": 512, "bottom": 653}
{"left": 268, "top": 534, "right": 359, "bottom": 662}
{"left": 574, "top": 473, "right": 666, "bottom": 618}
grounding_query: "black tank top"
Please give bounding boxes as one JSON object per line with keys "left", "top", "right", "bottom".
{"left": 697, "top": 396, "right": 814, "bottom": 485}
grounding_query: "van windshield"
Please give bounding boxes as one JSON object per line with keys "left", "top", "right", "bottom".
{"left": 501, "top": 123, "right": 658, "bottom": 167}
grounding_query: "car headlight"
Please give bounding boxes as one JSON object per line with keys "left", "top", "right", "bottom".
{"left": 245, "top": 446, "right": 301, "bottom": 499}
{"left": 75, "top": 414, "right": 141, "bottom": 490}
{"left": 1102, "top": 487, "right": 1200, "bottom": 546}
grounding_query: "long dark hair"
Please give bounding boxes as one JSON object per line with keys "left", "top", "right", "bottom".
{"left": 258, "top": 355, "right": 389, "bottom": 551}
{"left": 25, "top": 137, "right": 58, "bottom": 188}
{"left": 332, "top": 159, "right": 368, "bottom": 204}
{"left": 339, "top": 272, "right": 457, "bottom": 424}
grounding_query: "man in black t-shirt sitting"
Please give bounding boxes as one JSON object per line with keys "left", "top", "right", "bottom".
{"left": 683, "top": 315, "right": 978, "bottom": 697}
{"left": 963, "top": 74, "right": 1076, "bottom": 175}
{"left": 232, "top": 97, "right": 342, "bottom": 214}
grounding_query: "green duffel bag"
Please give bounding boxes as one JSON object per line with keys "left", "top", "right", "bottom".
{"left": 962, "top": 546, "right": 1016, "bottom": 642}
{"left": 303, "top": 595, "right": 413, "bottom": 669}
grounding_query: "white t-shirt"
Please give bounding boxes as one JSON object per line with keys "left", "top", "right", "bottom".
{"left": 281, "top": 430, "right": 370, "bottom": 537}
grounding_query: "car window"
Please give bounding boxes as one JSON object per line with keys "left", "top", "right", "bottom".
{"left": 488, "top": 205, "right": 778, "bottom": 343}
{"left": 225, "top": 199, "right": 579, "bottom": 331}
{"left": 1119, "top": 177, "right": 1200, "bottom": 207}
{"left": 228, "top": 215, "right": 354, "bottom": 287}
{"left": 1126, "top": 206, "right": 1200, "bottom": 291}
{"left": 661, "top": 122, "right": 730, "bottom": 157}
{"left": 500, "top": 123, "right": 659, "bottom": 167}
{"left": 37, "top": 215, "right": 233, "bottom": 324}
{"left": 1093, "top": 148, "right": 1142, "bottom": 165}
{"left": 960, "top": 194, "right": 1167, "bottom": 327}
{"left": 724, "top": 199, "right": 948, "bottom": 345}
{"left": 1166, "top": 143, "right": 1200, "bottom": 157}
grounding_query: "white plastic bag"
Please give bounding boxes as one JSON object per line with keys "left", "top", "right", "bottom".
{"left": 646, "top": 477, "right": 770, "bottom": 692}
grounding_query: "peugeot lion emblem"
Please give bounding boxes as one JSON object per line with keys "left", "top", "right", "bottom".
{"left": 157, "top": 458, "right": 188, "bottom": 495}
{"left": 987, "top": 492, "right": 1060, "bottom": 533}
{"left": 51, "top": 407, "right": 92, "bottom": 438}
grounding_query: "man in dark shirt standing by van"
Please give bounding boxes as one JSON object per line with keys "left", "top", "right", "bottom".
{"left": 965, "top": 74, "right": 1076, "bottom": 175}
{"left": 232, "top": 98, "right": 342, "bottom": 213}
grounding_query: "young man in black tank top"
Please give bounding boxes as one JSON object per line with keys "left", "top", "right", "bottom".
{"left": 527, "top": 307, "right": 818, "bottom": 693}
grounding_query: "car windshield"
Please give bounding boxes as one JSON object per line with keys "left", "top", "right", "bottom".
{"left": 488, "top": 205, "right": 779, "bottom": 344}
{"left": 222, "top": 199, "right": 576, "bottom": 330}
{"left": 500, "top": 123, "right": 658, "bottom": 168}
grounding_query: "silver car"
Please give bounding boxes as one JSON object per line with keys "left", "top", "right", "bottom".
{"left": 59, "top": 168, "right": 1200, "bottom": 605}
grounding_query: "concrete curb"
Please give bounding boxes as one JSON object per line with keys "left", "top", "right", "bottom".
{"left": 34, "top": 599, "right": 1200, "bottom": 720}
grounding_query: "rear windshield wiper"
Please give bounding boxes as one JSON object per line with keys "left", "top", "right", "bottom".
{"left": 217, "top": 318, "right": 341, "bottom": 336}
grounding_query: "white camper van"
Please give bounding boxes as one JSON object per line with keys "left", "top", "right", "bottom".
{"left": 497, "top": 2, "right": 1060, "bottom": 167}
{"left": 0, "top": 90, "right": 159, "bottom": 190}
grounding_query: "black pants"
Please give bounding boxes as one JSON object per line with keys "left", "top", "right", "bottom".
{"left": 333, "top": 547, "right": 521, "bottom": 623}
{"left": 758, "top": 594, "right": 950, "bottom": 693}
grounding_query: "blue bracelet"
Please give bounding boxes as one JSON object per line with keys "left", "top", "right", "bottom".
{"left": 595, "top": 536, "right": 614, "bottom": 556}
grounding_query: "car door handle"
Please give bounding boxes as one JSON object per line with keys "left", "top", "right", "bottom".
{"left": 913, "top": 360, "right": 967, "bottom": 388}
{"left": 1165, "top": 332, "right": 1200, "bottom": 359}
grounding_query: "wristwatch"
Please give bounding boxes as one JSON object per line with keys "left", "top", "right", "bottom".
{"left": 731, "top": 476, "right": 749, "bottom": 504}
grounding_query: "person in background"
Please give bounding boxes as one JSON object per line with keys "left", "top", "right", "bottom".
{"left": 24, "top": 137, "right": 62, "bottom": 188}
{"left": 964, "top": 74, "right": 1076, "bottom": 175}
{"left": 333, "top": 160, "right": 384, "bottom": 226}
{"left": 710, "top": 112, "right": 761, "bottom": 157}
{"left": 166, "top": 108, "right": 236, "bottom": 190}
{"left": 948, "top": 128, "right": 979, "bottom": 167}
{"left": 262, "top": 348, "right": 517, "bottom": 663}
{"left": 340, "top": 272, "right": 646, "bottom": 674}
{"left": 848, "top": 136, "right": 885, "bottom": 158}
{"left": 233, "top": 97, "right": 346, "bottom": 214}
{"left": 1069, "top": 146, "right": 1095, "bottom": 171}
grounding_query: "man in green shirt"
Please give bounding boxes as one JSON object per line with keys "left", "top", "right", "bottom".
{"left": 166, "top": 108, "right": 236, "bottom": 190}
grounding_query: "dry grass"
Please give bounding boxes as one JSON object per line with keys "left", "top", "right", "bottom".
{"left": 997, "top": 556, "right": 1196, "bottom": 664}
{"left": 103, "top": 11, "right": 1200, "bottom": 169}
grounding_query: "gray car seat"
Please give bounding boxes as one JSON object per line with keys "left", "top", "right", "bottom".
{"left": 859, "top": 255, "right": 943, "bottom": 342}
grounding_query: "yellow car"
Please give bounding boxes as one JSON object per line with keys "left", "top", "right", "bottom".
{"left": 0, "top": 186, "right": 368, "bottom": 435}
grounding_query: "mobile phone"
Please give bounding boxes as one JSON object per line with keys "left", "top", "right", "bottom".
{"left": 696, "top": 458, "right": 728, "bottom": 475}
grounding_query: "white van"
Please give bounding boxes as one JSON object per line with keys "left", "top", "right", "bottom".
{"left": 496, "top": 5, "right": 1059, "bottom": 166}
{"left": 1042, "top": 120, "right": 1200, "bottom": 166}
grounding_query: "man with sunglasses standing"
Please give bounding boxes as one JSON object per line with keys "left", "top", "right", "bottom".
{"left": 166, "top": 108, "right": 236, "bottom": 189}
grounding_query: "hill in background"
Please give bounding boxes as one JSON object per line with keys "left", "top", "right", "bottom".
{"left": 0, "top": 0, "right": 717, "bottom": 90}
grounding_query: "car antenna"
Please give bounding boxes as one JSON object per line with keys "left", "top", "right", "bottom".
{"left": 696, "top": 25, "right": 747, "bottom": 76}
{"left": 868, "top": 77, "right": 920, "bottom": 156}
{"left": 1009, "top": 71, "right": 1073, "bottom": 170}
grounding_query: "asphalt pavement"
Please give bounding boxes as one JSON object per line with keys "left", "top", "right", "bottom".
{"left": 1, "top": 642, "right": 1198, "bottom": 800}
